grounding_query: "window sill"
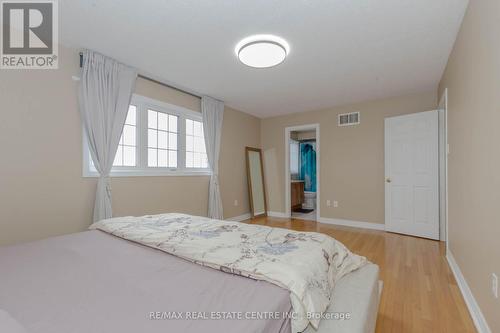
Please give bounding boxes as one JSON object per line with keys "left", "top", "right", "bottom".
{"left": 83, "top": 169, "right": 212, "bottom": 178}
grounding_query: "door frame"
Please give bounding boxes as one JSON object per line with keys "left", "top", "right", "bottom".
{"left": 438, "top": 89, "right": 449, "bottom": 247}
{"left": 284, "top": 124, "right": 320, "bottom": 219}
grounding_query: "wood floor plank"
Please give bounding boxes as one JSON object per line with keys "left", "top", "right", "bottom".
{"left": 244, "top": 217, "right": 477, "bottom": 333}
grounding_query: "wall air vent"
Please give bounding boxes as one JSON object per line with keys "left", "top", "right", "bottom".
{"left": 338, "top": 112, "right": 360, "bottom": 126}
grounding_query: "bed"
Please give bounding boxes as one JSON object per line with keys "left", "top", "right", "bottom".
{"left": 0, "top": 214, "right": 381, "bottom": 333}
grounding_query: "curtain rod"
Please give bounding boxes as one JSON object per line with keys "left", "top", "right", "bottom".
{"left": 79, "top": 52, "right": 202, "bottom": 99}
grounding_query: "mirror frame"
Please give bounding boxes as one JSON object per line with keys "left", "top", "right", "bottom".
{"left": 245, "top": 147, "right": 268, "bottom": 218}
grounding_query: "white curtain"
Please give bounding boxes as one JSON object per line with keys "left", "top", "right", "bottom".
{"left": 202, "top": 96, "right": 224, "bottom": 219}
{"left": 78, "top": 49, "right": 138, "bottom": 222}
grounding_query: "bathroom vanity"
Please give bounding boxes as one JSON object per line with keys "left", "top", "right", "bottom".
{"left": 291, "top": 180, "right": 305, "bottom": 211}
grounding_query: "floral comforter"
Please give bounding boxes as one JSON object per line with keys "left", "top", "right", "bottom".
{"left": 89, "top": 213, "right": 367, "bottom": 332}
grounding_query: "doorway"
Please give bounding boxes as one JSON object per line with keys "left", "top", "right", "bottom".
{"left": 285, "top": 124, "right": 320, "bottom": 221}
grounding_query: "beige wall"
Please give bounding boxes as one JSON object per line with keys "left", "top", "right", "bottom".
{"left": 261, "top": 92, "right": 437, "bottom": 224}
{"left": 219, "top": 106, "right": 261, "bottom": 218}
{"left": 0, "top": 46, "right": 260, "bottom": 246}
{"left": 438, "top": 0, "right": 500, "bottom": 330}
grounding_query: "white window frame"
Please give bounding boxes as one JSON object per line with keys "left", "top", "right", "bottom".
{"left": 82, "top": 94, "right": 211, "bottom": 177}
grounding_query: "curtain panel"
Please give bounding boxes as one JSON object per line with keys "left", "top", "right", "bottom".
{"left": 201, "top": 96, "right": 224, "bottom": 219}
{"left": 78, "top": 49, "right": 138, "bottom": 222}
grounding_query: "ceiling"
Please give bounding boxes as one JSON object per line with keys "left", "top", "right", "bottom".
{"left": 60, "top": 0, "right": 468, "bottom": 118}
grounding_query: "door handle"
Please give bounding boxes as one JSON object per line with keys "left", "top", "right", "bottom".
{"left": 386, "top": 178, "right": 392, "bottom": 183}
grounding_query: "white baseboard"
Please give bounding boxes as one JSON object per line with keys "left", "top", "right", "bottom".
{"left": 446, "top": 251, "right": 491, "bottom": 333}
{"left": 225, "top": 213, "right": 251, "bottom": 222}
{"left": 267, "top": 211, "right": 289, "bottom": 218}
{"left": 318, "top": 217, "right": 386, "bottom": 231}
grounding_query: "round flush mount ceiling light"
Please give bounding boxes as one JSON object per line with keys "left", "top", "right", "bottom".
{"left": 235, "top": 34, "right": 290, "bottom": 68}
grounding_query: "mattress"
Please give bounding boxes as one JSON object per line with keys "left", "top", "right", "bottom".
{"left": 308, "top": 263, "right": 380, "bottom": 333}
{"left": 0, "top": 230, "right": 380, "bottom": 333}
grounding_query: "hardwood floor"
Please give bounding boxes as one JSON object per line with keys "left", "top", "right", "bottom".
{"left": 245, "top": 216, "right": 476, "bottom": 333}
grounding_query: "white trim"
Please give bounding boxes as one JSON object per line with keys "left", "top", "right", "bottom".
{"left": 446, "top": 251, "right": 492, "bottom": 333}
{"left": 225, "top": 213, "right": 251, "bottom": 222}
{"left": 318, "top": 217, "right": 386, "bottom": 231}
{"left": 83, "top": 169, "right": 211, "bottom": 178}
{"left": 284, "top": 124, "right": 320, "bottom": 220}
{"left": 267, "top": 211, "right": 289, "bottom": 218}
{"left": 133, "top": 94, "right": 201, "bottom": 120}
{"left": 82, "top": 93, "right": 211, "bottom": 177}
{"left": 439, "top": 88, "right": 450, "bottom": 250}
{"left": 438, "top": 89, "right": 448, "bottom": 243}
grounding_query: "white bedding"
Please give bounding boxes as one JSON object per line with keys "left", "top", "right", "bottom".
{"left": 90, "top": 213, "right": 367, "bottom": 332}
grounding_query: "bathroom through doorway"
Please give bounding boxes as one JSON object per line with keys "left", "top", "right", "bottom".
{"left": 285, "top": 124, "right": 320, "bottom": 221}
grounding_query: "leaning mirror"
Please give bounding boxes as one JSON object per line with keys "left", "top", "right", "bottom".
{"left": 245, "top": 147, "right": 267, "bottom": 218}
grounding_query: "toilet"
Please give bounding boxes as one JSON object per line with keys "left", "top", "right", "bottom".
{"left": 303, "top": 191, "right": 316, "bottom": 210}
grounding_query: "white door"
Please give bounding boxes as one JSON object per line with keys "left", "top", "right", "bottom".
{"left": 385, "top": 111, "right": 439, "bottom": 240}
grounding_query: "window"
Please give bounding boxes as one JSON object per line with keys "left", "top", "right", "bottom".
{"left": 114, "top": 105, "right": 137, "bottom": 167}
{"left": 83, "top": 94, "right": 210, "bottom": 177}
{"left": 147, "top": 110, "right": 178, "bottom": 168}
{"left": 185, "top": 119, "right": 208, "bottom": 168}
